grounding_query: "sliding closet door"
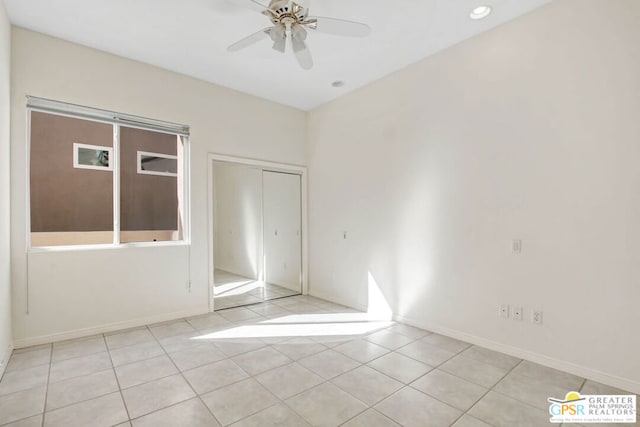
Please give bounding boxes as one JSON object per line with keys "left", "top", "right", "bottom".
{"left": 263, "top": 171, "right": 302, "bottom": 293}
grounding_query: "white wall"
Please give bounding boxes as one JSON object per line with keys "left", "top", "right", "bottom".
{"left": 11, "top": 28, "right": 306, "bottom": 347}
{"left": 0, "top": 0, "right": 13, "bottom": 374}
{"left": 213, "top": 163, "right": 263, "bottom": 279}
{"left": 307, "top": 0, "right": 640, "bottom": 393}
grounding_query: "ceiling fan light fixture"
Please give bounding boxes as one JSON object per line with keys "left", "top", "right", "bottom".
{"left": 270, "top": 24, "right": 285, "bottom": 41}
{"left": 227, "top": 0, "right": 372, "bottom": 70}
{"left": 291, "top": 24, "right": 307, "bottom": 41}
{"left": 469, "top": 5, "right": 492, "bottom": 20}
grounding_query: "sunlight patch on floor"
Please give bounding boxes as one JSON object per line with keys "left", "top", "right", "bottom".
{"left": 191, "top": 314, "right": 392, "bottom": 340}
{"left": 261, "top": 312, "right": 390, "bottom": 324}
{"left": 214, "top": 279, "right": 264, "bottom": 297}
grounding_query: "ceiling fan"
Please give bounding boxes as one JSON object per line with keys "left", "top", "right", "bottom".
{"left": 227, "top": 0, "right": 371, "bottom": 70}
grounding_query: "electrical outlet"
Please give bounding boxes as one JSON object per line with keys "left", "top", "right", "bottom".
{"left": 512, "top": 306, "right": 523, "bottom": 321}
{"left": 531, "top": 310, "right": 543, "bottom": 325}
{"left": 511, "top": 239, "right": 522, "bottom": 253}
{"left": 499, "top": 304, "right": 510, "bottom": 318}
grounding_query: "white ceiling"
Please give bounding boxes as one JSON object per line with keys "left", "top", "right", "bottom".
{"left": 5, "top": 0, "right": 551, "bottom": 110}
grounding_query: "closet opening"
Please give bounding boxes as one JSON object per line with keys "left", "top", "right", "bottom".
{"left": 208, "top": 155, "right": 306, "bottom": 311}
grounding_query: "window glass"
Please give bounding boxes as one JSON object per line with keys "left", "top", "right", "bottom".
{"left": 138, "top": 152, "right": 178, "bottom": 176}
{"left": 30, "top": 112, "right": 114, "bottom": 246}
{"left": 120, "top": 126, "right": 184, "bottom": 243}
{"left": 29, "top": 105, "right": 188, "bottom": 248}
{"left": 74, "top": 143, "right": 112, "bottom": 170}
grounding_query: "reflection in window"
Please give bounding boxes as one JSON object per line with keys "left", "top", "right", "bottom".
{"left": 73, "top": 143, "right": 113, "bottom": 171}
{"left": 137, "top": 151, "right": 178, "bottom": 176}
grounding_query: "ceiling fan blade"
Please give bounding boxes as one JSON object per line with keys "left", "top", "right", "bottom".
{"left": 291, "top": 36, "right": 313, "bottom": 70}
{"left": 227, "top": 27, "right": 273, "bottom": 52}
{"left": 292, "top": 0, "right": 310, "bottom": 9}
{"left": 305, "top": 16, "right": 371, "bottom": 37}
{"left": 246, "top": 0, "right": 277, "bottom": 14}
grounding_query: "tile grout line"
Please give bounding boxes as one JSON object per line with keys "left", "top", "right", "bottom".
{"left": 337, "top": 408, "right": 396, "bottom": 427}
{"left": 40, "top": 343, "right": 53, "bottom": 427}
{"left": 103, "top": 324, "right": 208, "bottom": 424}
{"left": 146, "top": 323, "right": 225, "bottom": 427}
{"left": 0, "top": 348, "right": 53, "bottom": 427}
{"left": 219, "top": 323, "right": 368, "bottom": 426}
{"left": 360, "top": 339, "right": 479, "bottom": 424}
{"left": 486, "top": 357, "right": 589, "bottom": 415}
{"left": 0, "top": 312, "right": 460, "bottom": 422}
{"left": 407, "top": 343, "right": 514, "bottom": 390}
{"left": 163, "top": 313, "right": 307, "bottom": 426}
{"left": 16, "top": 342, "right": 135, "bottom": 423}
{"left": 102, "top": 333, "right": 133, "bottom": 424}
{"left": 40, "top": 385, "right": 127, "bottom": 419}
{"left": 265, "top": 341, "right": 376, "bottom": 426}
{"left": 10, "top": 343, "right": 131, "bottom": 419}
{"left": 0, "top": 307, "right": 481, "bottom": 427}
{"left": 334, "top": 338, "right": 515, "bottom": 426}
{"left": 0, "top": 321, "right": 517, "bottom": 427}
{"left": 249, "top": 319, "right": 444, "bottom": 422}
{"left": 103, "top": 326, "right": 160, "bottom": 353}
{"left": 577, "top": 377, "right": 588, "bottom": 393}
{"left": 454, "top": 358, "right": 527, "bottom": 426}
{"left": 3, "top": 297, "right": 614, "bottom": 427}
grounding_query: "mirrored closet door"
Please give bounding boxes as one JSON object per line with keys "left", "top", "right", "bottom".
{"left": 213, "top": 162, "right": 302, "bottom": 310}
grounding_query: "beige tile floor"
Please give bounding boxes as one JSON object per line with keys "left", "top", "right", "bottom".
{"left": 0, "top": 295, "right": 636, "bottom": 427}
{"left": 214, "top": 270, "right": 300, "bottom": 310}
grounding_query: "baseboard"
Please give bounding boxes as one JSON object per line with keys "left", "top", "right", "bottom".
{"left": 13, "top": 306, "right": 209, "bottom": 349}
{"left": 395, "top": 313, "right": 640, "bottom": 395}
{"left": 310, "top": 288, "right": 640, "bottom": 395}
{"left": 0, "top": 342, "right": 14, "bottom": 381}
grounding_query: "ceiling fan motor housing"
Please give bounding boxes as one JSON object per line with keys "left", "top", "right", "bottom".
{"left": 265, "top": 0, "right": 308, "bottom": 25}
{"left": 227, "top": 0, "right": 370, "bottom": 70}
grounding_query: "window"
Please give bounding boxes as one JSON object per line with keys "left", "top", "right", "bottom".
{"left": 137, "top": 151, "right": 178, "bottom": 177}
{"left": 73, "top": 143, "right": 113, "bottom": 171}
{"left": 120, "top": 127, "right": 184, "bottom": 244}
{"left": 28, "top": 97, "right": 190, "bottom": 248}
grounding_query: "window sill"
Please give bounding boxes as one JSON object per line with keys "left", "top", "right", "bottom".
{"left": 28, "top": 241, "right": 191, "bottom": 253}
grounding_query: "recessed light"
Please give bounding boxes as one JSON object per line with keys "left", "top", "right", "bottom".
{"left": 331, "top": 80, "right": 345, "bottom": 88}
{"left": 470, "top": 5, "right": 492, "bottom": 20}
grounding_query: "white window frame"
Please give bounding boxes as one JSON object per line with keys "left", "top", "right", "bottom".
{"left": 26, "top": 96, "right": 191, "bottom": 251}
{"left": 137, "top": 151, "right": 178, "bottom": 177}
{"left": 73, "top": 142, "right": 114, "bottom": 171}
